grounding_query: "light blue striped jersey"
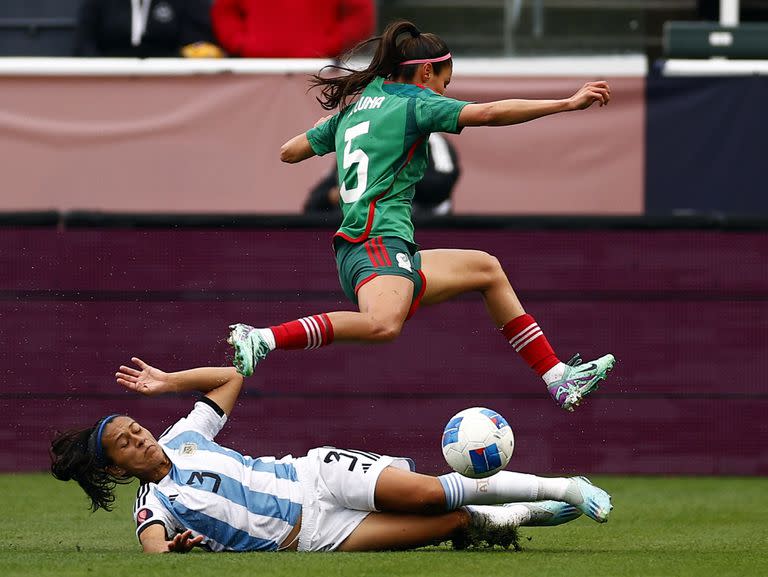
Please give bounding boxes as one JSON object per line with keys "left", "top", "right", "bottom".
{"left": 133, "top": 400, "right": 303, "bottom": 551}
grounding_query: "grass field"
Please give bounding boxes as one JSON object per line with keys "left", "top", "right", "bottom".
{"left": 4, "top": 473, "right": 766, "bottom": 577}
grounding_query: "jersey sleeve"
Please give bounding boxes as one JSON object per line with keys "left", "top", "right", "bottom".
{"left": 134, "top": 483, "right": 179, "bottom": 542}
{"left": 306, "top": 112, "right": 341, "bottom": 156}
{"left": 414, "top": 93, "right": 471, "bottom": 135}
{"left": 158, "top": 398, "right": 227, "bottom": 443}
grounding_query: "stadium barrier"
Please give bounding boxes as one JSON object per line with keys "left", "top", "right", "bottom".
{"left": 2, "top": 217, "right": 766, "bottom": 475}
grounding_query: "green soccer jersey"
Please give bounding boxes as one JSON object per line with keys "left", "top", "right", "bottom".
{"left": 306, "top": 76, "right": 470, "bottom": 245}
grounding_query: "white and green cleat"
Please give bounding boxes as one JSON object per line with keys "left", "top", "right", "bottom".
{"left": 514, "top": 500, "right": 583, "bottom": 526}
{"left": 567, "top": 476, "right": 613, "bottom": 523}
{"left": 547, "top": 353, "right": 616, "bottom": 411}
{"left": 227, "top": 323, "right": 271, "bottom": 377}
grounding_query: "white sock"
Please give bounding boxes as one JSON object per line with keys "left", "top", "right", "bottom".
{"left": 537, "top": 477, "right": 572, "bottom": 502}
{"left": 440, "top": 472, "right": 577, "bottom": 510}
{"left": 438, "top": 471, "right": 539, "bottom": 509}
{"left": 541, "top": 362, "right": 566, "bottom": 386}
{"left": 256, "top": 328, "right": 276, "bottom": 351}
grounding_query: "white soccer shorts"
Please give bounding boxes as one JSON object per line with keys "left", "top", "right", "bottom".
{"left": 293, "top": 446, "right": 414, "bottom": 552}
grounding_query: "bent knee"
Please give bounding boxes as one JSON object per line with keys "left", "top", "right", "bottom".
{"left": 479, "top": 251, "right": 503, "bottom": 275}
{"left": 471, "top": 251, "right": 505, "bottom": 287}
{"left": 366, "top": 317, "right": 404, "bottom": 342}
{"left": 409, "top": 482, "right": 448, "bottom": 513}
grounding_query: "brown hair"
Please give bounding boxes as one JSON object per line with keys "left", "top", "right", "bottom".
{"left": 50, "top": 425, "right": 131, "bottom": 512}
{"left": 310, "top": 20, "right": 452, "bottom": 111}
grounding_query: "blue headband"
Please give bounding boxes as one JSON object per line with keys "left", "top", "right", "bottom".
{"left": 87, "top": 414, "right": 121, "bottom": 466}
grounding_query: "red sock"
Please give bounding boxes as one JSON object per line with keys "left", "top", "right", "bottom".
{"left": 501, "top": 314, "right": 560, "bottom": 376}
{"left": 270, "top": 314, "right": 335, "bottom": 350}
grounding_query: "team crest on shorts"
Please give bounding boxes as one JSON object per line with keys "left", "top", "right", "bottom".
{"left": 396, "top": 253, "right": 412, "bottom": 272}
{"left": 180, "top": 442, "right": 197, "bottom": 455}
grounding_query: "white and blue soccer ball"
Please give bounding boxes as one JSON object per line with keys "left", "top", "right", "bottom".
{"left": 441, "top": 407, "right": 515, "bottom": 478}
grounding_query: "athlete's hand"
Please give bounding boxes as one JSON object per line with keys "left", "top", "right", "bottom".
{"left": 166, "top": 530, "right": 204, "bottom": 553}
{"left": 567, "top": 81, "right": 611, "bottom": 110}
{"left": 116, "top": 357, "right": 173, "bottom": 396}
{"left": 314, "top": 114, "right": 334, "bottom": 127}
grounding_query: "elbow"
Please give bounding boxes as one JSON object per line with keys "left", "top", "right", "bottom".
{"left": 279, "top": 144, "right": 294, "bottom": 164}
{"left": 280, "top": 143, "right": 304, "bottom": 164}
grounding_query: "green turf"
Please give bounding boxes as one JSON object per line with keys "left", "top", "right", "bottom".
{"left": 3, "top": 473, "right": 766, "bottom": 577}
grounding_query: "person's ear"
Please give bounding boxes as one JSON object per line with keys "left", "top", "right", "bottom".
{"left": 422, "top": 62, "right": 433, "bottom": 82}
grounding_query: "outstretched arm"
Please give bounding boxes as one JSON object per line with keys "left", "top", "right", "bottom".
{"left": 139, "top": 525, "right": 204, "bottom": 554}
{"left": 116, "top": 358, "right": 243, "bottom": 416}
{"left": 458, "top": 81, "right": 611, "bottom": 128}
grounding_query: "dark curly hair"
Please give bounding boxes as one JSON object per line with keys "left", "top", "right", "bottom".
{"left": 310, "top": 19, "right": 452, "bottom": 111}
{"left": 50, "top": 423, "right": 132, "bottom": 512}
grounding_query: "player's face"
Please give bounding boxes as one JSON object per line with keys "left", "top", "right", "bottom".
{"left": 102, "top": 416, "right": 164, "bottom": 477}
{"left": 424, "top": 64, "right": 452, "bottom": 95}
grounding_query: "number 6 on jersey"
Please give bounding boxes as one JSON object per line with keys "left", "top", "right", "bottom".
{"left": 339, "top": 121, "right": 370, "bottom": 204}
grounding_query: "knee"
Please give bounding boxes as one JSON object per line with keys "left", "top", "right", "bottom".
{"left": 411, "top": 482, "right": 449, "bottom": 513}
{"left": 366, "top": 316, "right": 404, "bottom": 342}
{"left": 474, "top": 251, "right": 505, "bottom": 287}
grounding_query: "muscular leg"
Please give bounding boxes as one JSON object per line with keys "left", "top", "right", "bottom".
{"left": 371, "top": 466, "right": 611, "bottom": 523}
{"left": 374, "top": 467, "right": 448, "bottom": 514}
{"left": 326, "top": 274, "right": 413, "bottom": 342}
{"left": 339, "top": 465, "right": 609, "bottom": 551}
{"left": 227, "top": 274, "right": 418, "bottom": 376}
{"left": 337, "top": 510, "right": 469, "bottom": 552}
{"left": 420, "top": 248, "right": 524, "bottom": 326}
{"left": 418, "top": 248, "right": 615, "bottom": 411}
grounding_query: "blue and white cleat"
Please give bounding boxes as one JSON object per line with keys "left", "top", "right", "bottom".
{"left": 568, "top": 476, "right": 613, "bottom": 523}
{"left": 227, "top": 323, "right": 270, "bottom": 377}
{"left": 513, "top": 500, "right": 583, "bottom": 526}
{"left": 547, "top": 353, "right": 616, "bottom": 411}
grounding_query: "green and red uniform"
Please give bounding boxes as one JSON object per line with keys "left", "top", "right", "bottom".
{"left": 306, "top": 77, "right": 470, "bottom": 313}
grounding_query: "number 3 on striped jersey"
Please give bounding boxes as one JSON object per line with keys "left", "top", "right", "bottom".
{"left": 339, "top": 121, "right": 370, "bottom": 204}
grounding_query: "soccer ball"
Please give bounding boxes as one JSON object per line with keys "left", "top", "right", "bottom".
{"left": 441, "top": 407, "right": 514, "bottom": 478}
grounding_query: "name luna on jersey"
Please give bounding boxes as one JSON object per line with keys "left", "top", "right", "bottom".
{"left": 350, "top": 96, "right": 385, "bottom": 115}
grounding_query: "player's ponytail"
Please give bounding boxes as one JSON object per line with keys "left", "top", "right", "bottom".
{"left": 50, "top": 426, "right": 129, "bottom": 512}
{"left": 310, "top": 20, "right": 452, "bottom": 110}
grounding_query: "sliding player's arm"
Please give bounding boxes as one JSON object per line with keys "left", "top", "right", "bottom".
{"left": 139, "top": 525, "right": 203, "bottom": 554}
{"left": 115, "top": 358, "right": 243, "bottom": 416}
{"left": 458, "top": 81, "right": 611, "bottom": 127}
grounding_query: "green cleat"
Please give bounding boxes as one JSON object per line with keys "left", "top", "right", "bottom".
{"left": 227, "top": 323, "right": 270, "bottom": 377}
{"left": 547, "top": 353, "right": 616, "bottom": 411}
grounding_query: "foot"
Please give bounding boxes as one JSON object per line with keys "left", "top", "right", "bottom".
{"left": 566, "top": 476, "right": 613, "bottom": 523}
{"left": 513, "top": 500, "right": 582, "bottom": 526}
{"left": 547, "top": 353, "right": 615, "bottom": 411}
{"left": 227, "top": 323, "right": 270, "bottom": 377}
{"left": 455, "top": 506, "right": 521, "bottom": 550}
{"left": 466, "top": 504, "right": 523, "bottom": 529}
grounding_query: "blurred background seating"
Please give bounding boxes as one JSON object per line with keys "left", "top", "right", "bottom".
{"left": 73, "top": 0, "right": 220, "bottom": 58}
{"left": 0, "top": 0, "right": 80, "bottom": 56}
{"left": 1, "top": 1, "right": 764, "bottom": 59}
